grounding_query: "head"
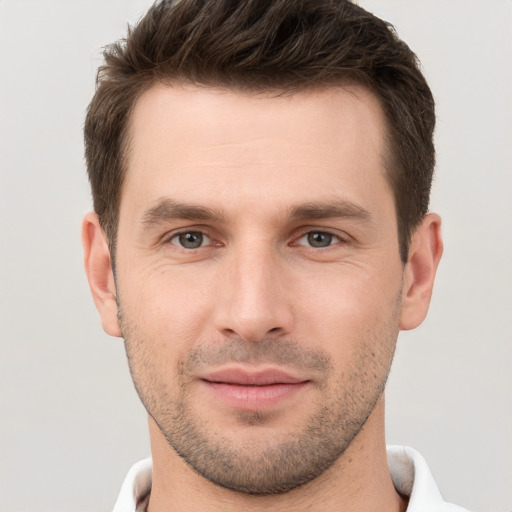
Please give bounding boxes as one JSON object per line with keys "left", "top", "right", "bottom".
{"left": 84, "top": 0, "right": 435, "bottom": 263}
{"left": 83, "top": 0, "right": 442, "bottom": 499}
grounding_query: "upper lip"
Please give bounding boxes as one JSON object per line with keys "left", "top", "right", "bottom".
{"left": 201, "top": 367, "right": 308, "bottom": 386}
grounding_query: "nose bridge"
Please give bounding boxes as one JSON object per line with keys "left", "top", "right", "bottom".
{"left": 215, "top": 239, "right": 292, "bottom": 341}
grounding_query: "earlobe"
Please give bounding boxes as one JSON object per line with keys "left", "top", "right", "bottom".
{"left": 400, "top": 213, "right": 443, "bottom": 331}
{"left": 82, "top": 212, "right": 122, "bottom": 337}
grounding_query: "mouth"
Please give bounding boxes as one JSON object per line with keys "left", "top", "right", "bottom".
{"left": 199, "top": 368, "right": 311, "bottom": 410}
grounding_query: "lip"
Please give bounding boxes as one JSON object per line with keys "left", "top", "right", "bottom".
{"left": 199, "top": 367, "right": 310, "bottom": 410}
{"left": 203, "top": 368, "right": 306, "bottom": 386}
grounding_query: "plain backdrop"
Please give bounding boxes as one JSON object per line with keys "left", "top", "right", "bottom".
{"left": 0, "top": 1, "right": 511, "bottom": 511}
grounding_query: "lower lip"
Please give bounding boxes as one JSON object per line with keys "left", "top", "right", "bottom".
{"left": 202, "top": 381, "right": 309, "bottom": 410}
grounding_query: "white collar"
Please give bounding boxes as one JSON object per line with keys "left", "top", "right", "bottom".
{"left": 386, "top": 446, "right": 468, "bottom": 512}
{"left": 113, "top": 457, "right": 151, "bottom": 512}
{"left": 113, "top": 446, "right": 468, "bottom": 511}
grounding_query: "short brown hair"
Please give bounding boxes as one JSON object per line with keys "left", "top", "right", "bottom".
{"left": 85, "top": 0, "right": 435, "bottom": 262}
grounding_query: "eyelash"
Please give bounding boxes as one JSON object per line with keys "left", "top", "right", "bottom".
{"left": 164, "top": 228, "right": 347, "bottom": 251}
{"left": 167, "top": 230, "right": 215, "bottom": 249}
{"left": 294, "top": 231, "right": 344, "bottom": 249}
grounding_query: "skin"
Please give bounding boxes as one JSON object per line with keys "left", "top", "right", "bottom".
{"left": 83, "top": 84, "right": 443, "bottom": 511}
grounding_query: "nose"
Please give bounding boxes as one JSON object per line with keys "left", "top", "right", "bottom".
{"left": 213, "top": 244, "right": 294, "bottom": 342}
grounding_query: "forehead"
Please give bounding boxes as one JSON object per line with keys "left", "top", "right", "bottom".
{"left": 121, "top": 84, "right": 392, "bottom": 220}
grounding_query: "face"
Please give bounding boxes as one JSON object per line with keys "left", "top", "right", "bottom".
{"left": 114, "top": 85, "right": 405, "bottom": 494}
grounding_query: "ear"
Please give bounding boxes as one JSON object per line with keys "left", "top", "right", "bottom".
{"left": 82, "top": 212, "right": 122, "bottom": 337}
{"left": 400, "top": 213, "right": 443, "bottom": 331}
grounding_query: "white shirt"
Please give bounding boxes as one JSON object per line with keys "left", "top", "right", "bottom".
{"left": 112, "top": 446, "right": 469, "bottom": 511}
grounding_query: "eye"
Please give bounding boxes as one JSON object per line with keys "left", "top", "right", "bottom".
{"left": 297, "top": 231, "right": 341, "bottom": 248}
{"left": 170, "top": 231, "right": 211, "bottom": 249}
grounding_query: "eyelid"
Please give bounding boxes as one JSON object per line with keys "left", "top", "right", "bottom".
{"left": 292, "top": 228, "right": 350, "bottom": 248}
{"left": 158, "top": 225, "right": 350, "bottom": 249}
{"left": 160, "top": 226, "right": 217, "bottom": 246}
{"left": 170, "top": 230, "right": 211, "bottom": 248}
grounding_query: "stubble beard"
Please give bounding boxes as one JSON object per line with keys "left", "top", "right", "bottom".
{"left": 120, "top": 304, "right": 400, "bottom": 496}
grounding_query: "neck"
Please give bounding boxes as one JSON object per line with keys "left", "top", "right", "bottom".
{"left": 147, "top": 396, "right": 406, "bottom": 512}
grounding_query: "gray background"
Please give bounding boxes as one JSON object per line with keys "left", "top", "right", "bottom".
{"left": 0, "top": 1, "right": 510, "bottom": 511}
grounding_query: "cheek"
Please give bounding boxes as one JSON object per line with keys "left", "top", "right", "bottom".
{"left": 292, "top": 263, "right": 402, "bottom": 357}
{"left": 295, "top": 263, "right": 400, "bottom": 320}
{"left": 119, "top": 263, "right": 218, "bottom": 352}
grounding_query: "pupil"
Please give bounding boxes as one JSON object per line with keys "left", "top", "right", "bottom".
{"left": 308, "top": 232, "right": 332, "bottom": 247}
{"left": 179, "top": 232, "right": 203, "bottom": 248}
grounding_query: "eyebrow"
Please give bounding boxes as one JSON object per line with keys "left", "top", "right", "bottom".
{"left": 140, "top": 197, "right": 372, "bottom": 228}
{"left": 287, "top": 200, "right": 372, "bottom": 223}
{"left": 140, "top": 198, "right": 224, "bottom": 227}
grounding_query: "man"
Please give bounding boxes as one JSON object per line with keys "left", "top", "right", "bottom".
{"left": 82, "top": 0, "right": 467, "bottom": 510}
